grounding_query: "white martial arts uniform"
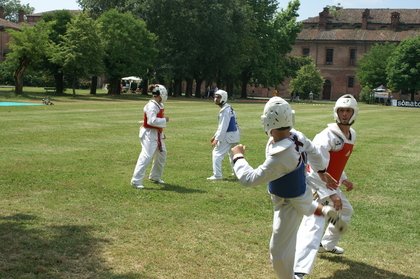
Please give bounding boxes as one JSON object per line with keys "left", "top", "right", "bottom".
{"left": 211, "top": 103, "right": 240, "bottom": 178}
{"left": 233, "top": 130, "right": 327, "bottom": 279}
{"left": 294, "top": 123, "right": 356, "bottom": 275}
{"left": 131, "top": 100, "right": 167, "bottom": 186}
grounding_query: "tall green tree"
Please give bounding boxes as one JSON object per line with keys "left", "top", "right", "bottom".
{"left": 239, "top": 0, "right": 301, "bottom": 98}
{"left": 289, "top": 62, "right": 324, "bottom": 99}
{"left": 356, "top": 42, "right": 397, "bottom": 90}
{"left": 77, "top": 0, "right": 144, "bottom": 18}
{"left": 37, "top": 10, "right": 74, "bottom": 94}
{"left": 97, "top": 9, "right": 157, "bottom": 95}
{"left": 386, "top": 36, "right": 420, "bottom": 101}
{"left": 144, "top": 0, "right": 249, "bottom": 97}
{"left": 52, "top": 13, "right": 104, "bottom": 95}
{"left": 0, "top": 0, "right": 33, "bottom": 22}
{"left": 6, "top": 21, "right": 52, "bottom": 94}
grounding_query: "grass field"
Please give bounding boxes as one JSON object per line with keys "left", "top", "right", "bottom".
{"left": 0, "top": 89, "right": 419, "bottom": 279}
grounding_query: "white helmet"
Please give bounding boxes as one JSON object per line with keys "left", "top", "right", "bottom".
{"left": 334, "top": 94, "right": 358, "bottom": 125}
{"left": 261, "top": 97, "right": 295, "bottom": 133}
{"left": 152, "top": 84, "right": 168, "bottom": 102}
{"left": 214, "top": 89, "right": 228, "bottom": 104}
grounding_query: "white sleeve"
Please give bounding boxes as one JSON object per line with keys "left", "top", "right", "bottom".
{"left": 145, "top": 102, "right": 166, "bottom": 128}
{"left": 234, "top": 144, "right": 299, "bottom": 187}
{"left": 214, "top": 106, "right": 230, "bottom": 141}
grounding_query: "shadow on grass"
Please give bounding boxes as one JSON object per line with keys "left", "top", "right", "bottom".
{"left": 144, "top": 183, "right": 207, "bottom": 194}
{"left": 319, "top": 254, "right": 414, "bottom": 279}
{"left": 0, "top": 213, "right": 155, "bottom": 279}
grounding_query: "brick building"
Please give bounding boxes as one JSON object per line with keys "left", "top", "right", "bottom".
{"left": 0, "top": 7, "right": 23, "bottom": 62}
{"left": 285, "top": 7, "right": 420, "bottom": 100}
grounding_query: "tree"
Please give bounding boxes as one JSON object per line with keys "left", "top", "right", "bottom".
{"left": 77, "top": 0, "right": 143, "bottom": 18}
{"left": 0, "top": 0, "right": 34, "bottom": 22}
{"left": 387, "top": 36, "right": 420, "bottom": 101}
{"left": 37, "top": 10, "right": 74, "bottom": 94}
{"left": 6, "top": 21, "right": 52, "bottom": 94}
{"left": 356, "top": 43, "right": 396, "bottom": 90}
{"left": 238, "top": 0, "right": 302, "bottom": 98}
{"left": 97, "top": 9, "right": 157, "bottom": 95}
{"left": 52, "top": 13, "right": 104, "bottom": 95}
{"left": 289, "top": 62, "right": 324, "bottom": 100}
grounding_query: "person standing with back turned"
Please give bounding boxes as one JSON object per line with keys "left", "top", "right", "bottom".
{"left": 294, "top": 94, "right": 358, "bottom": 279}
{"left": 207, "top": 89, "right": 240, "bottom": 181}
{"left": 231, "top": 97, "right": 343, "bottom": 279}
{"left": 131, "top": 84, "right": 169, "bottom": 189}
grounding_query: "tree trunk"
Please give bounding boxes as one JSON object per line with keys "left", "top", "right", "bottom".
{"left": 173, "top": 78, "right": 182, "bottom": 97}
{"left": 90, "top": 76, "right": 98, "bottom": 95}
{"left": 195, "top": 78, "right": 203, "bottom": 98}
{"left": 108, "top": 77, "right": 121, "bottom": 95}
{"left": 226, "top": 80, "right": 234, "bottom": 99}
{"left": 185, "top": 78, "right": 193, "bottom": 97}
{"left": 54, "top": 72, "right": 64, "bottom": 94}
{"left": 141, "top": 78, "right": 148, "bottom": 95}
{"left": 240, "top": 70, "right": 251, "bottom": 99}
{"left": 14, "top": 59, "right": 29, "bottom": 95}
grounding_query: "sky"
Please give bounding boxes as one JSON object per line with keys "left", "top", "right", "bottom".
{"left": 22, "top": 0, "right": 419, "bottom": 20}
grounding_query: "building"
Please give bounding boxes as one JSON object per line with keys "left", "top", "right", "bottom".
{"left": 287, "top": 7, "right": 420, "bottom": 100}
{"left": 0, "top": 7, "right": 23, "bottom": 62}
{"left": 0, "top": 8, "right": 80, "bottom": 62}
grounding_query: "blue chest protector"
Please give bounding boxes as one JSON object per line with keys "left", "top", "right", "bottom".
{"left": 226, "top": 107, "right": 238, "bottom": 132}
{"left": 268, "top": 162, "right": 306, "bottom": 198}
{"left": 268, "top": 135, "right": 307, "bottom": 198}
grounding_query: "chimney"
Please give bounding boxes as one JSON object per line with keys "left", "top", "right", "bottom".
{"left": 362, "top": 9, "right": 370, "bottom": 29}
{"left": 391, "top": 12, "right": 400, "bottom": 31}
{"left": 0, "top": 6, "right": 4, "bottom": 19}
{"left": 18, "top": 9, "right": 24, "bottom": 23}
{"left": 319, "top": 7, "right": 330, "bottom": 30}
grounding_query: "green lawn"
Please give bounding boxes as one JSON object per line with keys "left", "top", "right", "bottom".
{"left": 0, "top": 90, "right": 419, "bottom": 279}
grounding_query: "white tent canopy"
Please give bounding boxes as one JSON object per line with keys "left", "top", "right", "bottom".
{"left": 122, "top": 76, "right": 141, "bottom": 82}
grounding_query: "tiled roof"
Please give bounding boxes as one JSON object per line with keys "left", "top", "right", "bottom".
{"left": 298, "top": 8, "right": 420, "bottom": 42}
{"left": 0, "top": 18, "right": 21, "bottom": 30}
{"left": 297, "top": 28, "right": 420, "bottom": 42}
{"left": 302, "top": 8, "right": 420, "bottom": 24}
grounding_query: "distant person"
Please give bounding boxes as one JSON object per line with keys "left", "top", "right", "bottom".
{"left": 131, "top": 84, "right": 169, "bottom": 189}
{"left": 294, "top": 94, "right": 358, "bottom": 279}
{"left": 207, "top": 90, "right": 240, "bottom": 180}
{"left": 231, "top": 97, "right": 344, "bottom": 279}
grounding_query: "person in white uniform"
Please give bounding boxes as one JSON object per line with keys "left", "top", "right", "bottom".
{"left": 231, "top": 97, "right": 343, "bottom": 279}
{"left": 207, "top": 90, "right": 240, "bottom": 180}
{"left": 131, "top": 84, "right": 169, "bottom": 189}
{"left": 294, "top": 94, "right": 358, "bottom": 279}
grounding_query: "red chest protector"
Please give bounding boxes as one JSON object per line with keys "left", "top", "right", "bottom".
{"left": 327, "top": 143, "right": 353, "bottom": 181}
{"left": 143, "top": 107, "right": 165, "bottom": 132}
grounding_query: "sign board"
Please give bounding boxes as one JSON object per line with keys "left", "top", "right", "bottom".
{"left": 391, "top": 99, "right": 420, "bottom": 108}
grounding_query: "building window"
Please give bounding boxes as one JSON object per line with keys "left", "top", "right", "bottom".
{"left": 349, "top": 48, "right": 357, "bottom": 65}
{"left": 326, "top": 48, "right": 334, "bottom": 65}
{"left": 302, "top": 47, "right": 310, "bottom": 56}
{"left": 347, "top": 76, "right": 355, "bottom": 88}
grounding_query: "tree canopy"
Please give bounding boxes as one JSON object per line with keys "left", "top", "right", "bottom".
{"left": 0, "top": 0, "right": 34, "bottom": 22}
{"left": 356, "top": 42, "right": 397, "bottom": 90}
{"left": 97, "top": 9, "right": 157, "bottom": 94}
{"left": 6, "top": 21, "right": 52, "bottom": 94}
{"left": 386, "top": 36, "right": 420, "bottom": 101}
{"left": 77, "top": 0, "right": 302, "bottom": 97}
{"left": 289, "top": 61, "right": 324, "bottom": 99}
{"left": 52, "top": 13, "right": 104, "bottom": 95}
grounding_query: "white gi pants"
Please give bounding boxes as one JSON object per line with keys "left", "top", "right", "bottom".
{"left": 270, "top": 188, "right": 314, "bottom": 279}
{"left": 294, "top": 189, "right": 353, "bottom": 275}
{"left": 211, "top": 141, "right": 234, "bottom": 178}
{"left": 131, "top": 127, "right": 166, "bottom": 185}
